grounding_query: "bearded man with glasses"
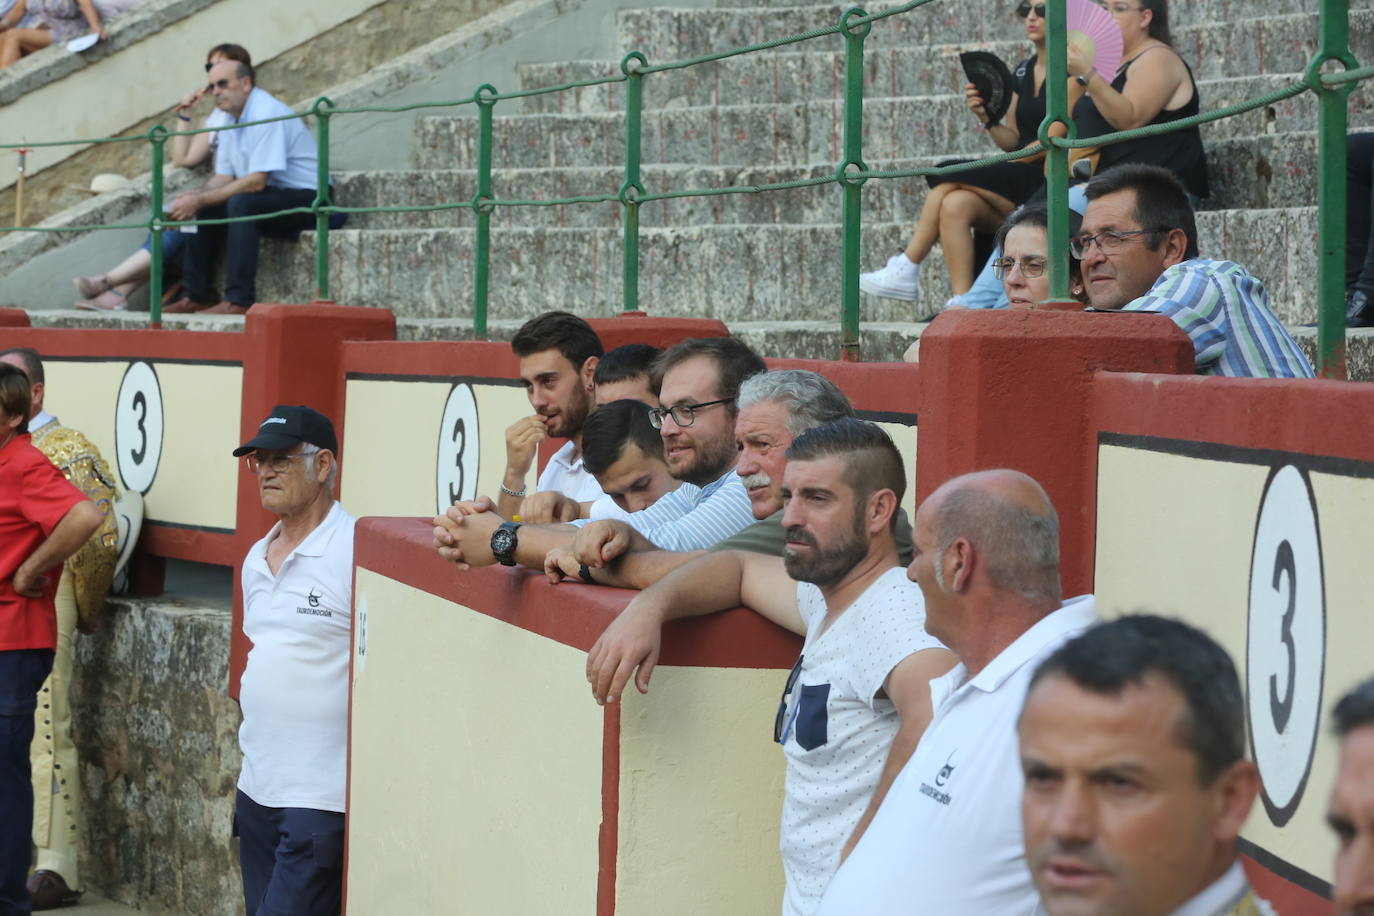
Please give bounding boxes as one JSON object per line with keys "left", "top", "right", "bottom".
{"left": 1077, "top": 163, "right": 1313, "bottom": 377}
{"left": 231, "top": 405, "right": 353, "bottom": 916}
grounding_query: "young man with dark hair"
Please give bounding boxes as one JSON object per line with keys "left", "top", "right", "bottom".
{"left": 594, "top": 344, "right": 661, "bottom": 406}
{"left": 1329, "top": 675, "right": 1374, "bottom": 915}
{"left": 1018, "top": 615, "right": 1267, "bottom": 916}
{"left": 1078, "top": 163, "right": 1312, "bottom": 378}
{"left": 585, "top": 419, "right": 954, "bottom": 916}
{"left": 497, "top": 311, "right": 606, "bottom": 519}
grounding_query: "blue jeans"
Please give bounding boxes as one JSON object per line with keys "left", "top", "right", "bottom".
{"left": 234, "top": 790, "right": 345, "bottom": 916}
{"left": 0, "top": 649, "right": 55, "bottom": 916}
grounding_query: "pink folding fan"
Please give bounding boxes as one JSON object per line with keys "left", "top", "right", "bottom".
{"left": 1066, "top": 0, "right": 1123, "bottom": 81}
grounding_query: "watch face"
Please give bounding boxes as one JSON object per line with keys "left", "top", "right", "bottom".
{"left": 492, "top": 529, "right": 514, "bottom": 554}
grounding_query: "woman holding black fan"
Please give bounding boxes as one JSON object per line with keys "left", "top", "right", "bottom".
{"left": 859, "top": 1, "right": 1084, "bottom": 307}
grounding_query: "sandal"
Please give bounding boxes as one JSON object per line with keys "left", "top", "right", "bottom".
{"left": 74, "top": 289, "right": 128, "bottom": 311}
{"left": 74, "top": 275, "right": 111, "bottom": 299}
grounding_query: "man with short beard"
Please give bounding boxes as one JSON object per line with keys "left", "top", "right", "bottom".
{"left": 585, "top": 419, "right": 955, "bottom": 916}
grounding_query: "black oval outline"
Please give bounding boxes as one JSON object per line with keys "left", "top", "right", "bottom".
{"left": 1245, "top": 463, "right": 1326, "bottom": 828}
{"left": 114, "top": 360, "right": 164, "bottom": 496}
{"left": 433, "top": 382, "right": 481, "bottom": 515}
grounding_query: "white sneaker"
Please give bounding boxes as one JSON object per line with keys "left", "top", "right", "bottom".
{"left": 859, "top": 253, "right": 921, "bottom": 301}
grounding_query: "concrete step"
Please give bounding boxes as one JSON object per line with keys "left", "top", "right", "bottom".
{"left": 612, "top": 6, "right": 1374, "bottom": 78}
{"left": 252, "top": 206, "right": 1320, "bottom": 324}
{"left": 517, "top": 23, "right": 1374, "bottom": 114}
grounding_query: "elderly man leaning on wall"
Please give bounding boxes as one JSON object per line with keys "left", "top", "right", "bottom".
{"left": 586, "top": 418, "right": 955, "bottom": 915}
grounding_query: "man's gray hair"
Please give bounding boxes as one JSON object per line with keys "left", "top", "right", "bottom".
{"left": 300, "top": 443, "right": 338, "bottom": 492}
{"left": 737, "top": 369, "right": 853, "bottom": 435}
{"left": 933, "top": 487, "right": 1061, "bottom": 602}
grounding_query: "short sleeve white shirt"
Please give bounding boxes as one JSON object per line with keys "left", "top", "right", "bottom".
{"left": 815, "top": 595, "right": 1099, "bottom": 916}
{"left": 536, "top": 440, "right": 607, "bottom": 504}
{"left": 216, "top": 87, "right": 318, "bottom": 191}
{"left": 780, "top": 567, "right": 945, "bottom": 916}
{"left": 238, "top": 502, "right": 356, "bottom": 812}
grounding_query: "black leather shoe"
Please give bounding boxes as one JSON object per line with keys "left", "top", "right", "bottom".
{"left": 1347, "top": 289, "right": 1374, "bottom": 328}
{"left": 26, "top": 870, "right": 82, "bottom": 910}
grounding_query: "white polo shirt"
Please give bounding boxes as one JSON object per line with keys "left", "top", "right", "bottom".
{"left": 537, "top": 440, "right": 606, "bottom": 504}
{"left": 238, "top": 501, "right": 355, "bottom": 813}
{"left": 781, "top": 567, "right": 944, "bottom": 916}
{"left": 815, "top": 595, "right": 1099, "bottom": 916}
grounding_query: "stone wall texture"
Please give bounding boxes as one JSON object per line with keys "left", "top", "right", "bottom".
{"left": 72, "top": 598, "right": 245, "bottom": 916}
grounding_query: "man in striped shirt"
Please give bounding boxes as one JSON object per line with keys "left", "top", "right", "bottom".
{"left": 1076, "top": 163, "right": 1314, "bottom": 379}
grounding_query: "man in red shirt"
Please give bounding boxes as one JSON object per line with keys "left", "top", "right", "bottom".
{"left": 0, "top": 363, "right": 102, "bottom": 916}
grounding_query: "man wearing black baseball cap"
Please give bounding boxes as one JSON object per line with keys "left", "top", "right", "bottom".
{"left": 231, "top": 404, "right": 354, "bottom": 916}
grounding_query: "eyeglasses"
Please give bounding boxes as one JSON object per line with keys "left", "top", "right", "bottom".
{"left": 244, "top": 452, "right": 309, "bottom": 475}
{"left": 647, "top": 397, "right": 734, "bottom": 429}
{"left": 773, "top": 655, "right": 805, "bottom": 744}
{"left": 1069, "top": 228, "right": 1169, "bottom": 257}
{"left": 992, "top": 256, "right": 1049, "bottom": 279}
{"left": 207, "top": 78, "right": 235, "bottom": 91}
{"left": 1016, "top": 2, "right": 1047, "bottom": 17}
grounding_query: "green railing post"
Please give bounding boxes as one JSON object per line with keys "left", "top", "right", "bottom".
{"left": 473, "top": 84, "right": 499, "bottom": 339}
{"left": 1310, "top": 0, "right": 1357, "bottom": 379}
{"left": 312, "top": 97, "right": 336, "bottom": 302}
{"left": 1042, "top": 0, "right": 1072, "bottom": 303}
{"left": 620, "top": 52, "right": 648, "bottom": 314}
{"left": 838, "top": 8, "right": 871, "bottom": 361}
{"left": 147, "top": 125, "right": 168, "bottom": 329}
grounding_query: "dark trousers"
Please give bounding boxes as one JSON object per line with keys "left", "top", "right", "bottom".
{"left": 234, "top": 789, "right": 344, "bottom": 916}
{"left": 181, "top": 188, "right": 316, "bottom": 307}
{"left": 1348, "top": 132, "right": 1374, "bottom": 295}
{"left": 0, "top": 649, "right": 54, "bottom": 916}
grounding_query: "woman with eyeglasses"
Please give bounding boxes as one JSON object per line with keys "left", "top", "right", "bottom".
{"left": 994, "top": 204, "right": 1087, "bottom": 309}
{"left": 72, "top": 42, "right": 253, "bottom": 311}
{"left": 859, "top": 0, "right": 1084, "bottom": 308}
{"left": 1067, "top": 0, "right": 1208, "bottom": 201}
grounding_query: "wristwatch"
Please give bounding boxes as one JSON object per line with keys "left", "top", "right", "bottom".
{"left": 491, "top": 521, "right": 522, "bottom": 567}
{"left": 1076, "top": 68, "right": 1097, "bottom": 88}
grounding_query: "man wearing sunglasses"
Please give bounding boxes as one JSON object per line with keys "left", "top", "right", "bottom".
{"left": 433, "top": 337, "right": 762, "bottom": 569}
{"left": 231, "top": 405, "right": 353, "bottom": 916}
{"left": 164, "top": 59, "right": 320, "bottom": 316}
{"left": 584, "top": 419, "right": 954, "bottom": 916}
{"left": 1077, "top": 164, "right": 1313, "bottom": 377}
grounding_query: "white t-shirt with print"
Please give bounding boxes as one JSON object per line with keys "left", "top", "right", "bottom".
{"left": 779, "top": 566, "right": 944, "bottom": 916}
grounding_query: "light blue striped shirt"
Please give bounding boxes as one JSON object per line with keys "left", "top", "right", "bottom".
{"left": 572, "top": 468, "right": 755, "bottom": 551}
{"left": 1123, "top": 259, "right": 1314, "bottom": 378}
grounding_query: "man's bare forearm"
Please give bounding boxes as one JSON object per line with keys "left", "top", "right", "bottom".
{"left": 590, "top": 549, "right": 706, "bottom": 590}
{"left": 19, "top": 501, "right": 102, "bottom": 579}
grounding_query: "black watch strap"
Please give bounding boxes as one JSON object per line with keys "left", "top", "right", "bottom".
{"left": 578, "top": 563, "right": 597, "bottom": 585}
{"left": 491, "top": 521, "right": 521, "bottom": 566}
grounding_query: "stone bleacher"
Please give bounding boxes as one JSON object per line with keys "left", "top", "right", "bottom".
{"left": 240, "top": 0, "right": 1374, "bottom": 362}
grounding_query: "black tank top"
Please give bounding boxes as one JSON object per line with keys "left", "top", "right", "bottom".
{"left": 1072, "top": 49, "right": 1209, "bottom": 198}
{"left": 1012, "top": 56, "right": 1044, "bottom": 148}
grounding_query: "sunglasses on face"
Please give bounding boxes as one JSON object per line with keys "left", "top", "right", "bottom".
{"left": 1017, "top": 2, "right": 1047, "bottom": 17}
{"left": 207, "top": 78, "right": 235, "bottom": 91}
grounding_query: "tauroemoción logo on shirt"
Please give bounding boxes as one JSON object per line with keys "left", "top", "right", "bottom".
{"left": 297, "top": 587, "right": 331, "bottom": 617}
{"left": 920, "top": 752, "right": 956, "bottom": 806}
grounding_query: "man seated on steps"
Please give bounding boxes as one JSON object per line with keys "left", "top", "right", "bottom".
{"left": 164, "top": 59, "right": 320, "bottom": 315}
{"left": 542, "top": 368, "right": 915, "bottom": 590}
{"left": 585, "top": 418, "right": 955, "bottom": 916}
{"left": 1076, "top": 163, "right": 1314, "bottom": 378}
{"left": 432, "top": 337, "right": 763, "bottom": 572}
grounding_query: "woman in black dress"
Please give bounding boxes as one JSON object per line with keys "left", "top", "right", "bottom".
{"left": 859, "top": 1, "right": 1083, "bottom": 305}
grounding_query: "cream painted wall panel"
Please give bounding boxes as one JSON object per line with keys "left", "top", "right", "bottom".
{"left": 876, "top": 420, "right": 917, "bottom": 517}
{"left": 617, "top": 665, "right": 787, "bottom": 915}
{"left": 349, "top": 571, "right": 602, "bottom": 915}
{"left": 1095, "top": 445, "right": 1374, "bottom": 884}
{"left": 42, "top": 360, "right": 239, "bottom": 529}
{"left": 343, "top": 378, "right": 537, "bottom": 518}
{"left": 1, "top": 0, "right": 384, "bottom": 191}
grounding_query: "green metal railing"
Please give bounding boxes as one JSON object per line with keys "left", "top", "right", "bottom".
{"left": 0, "top": 0, "right": 1364, "bottom": 373}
